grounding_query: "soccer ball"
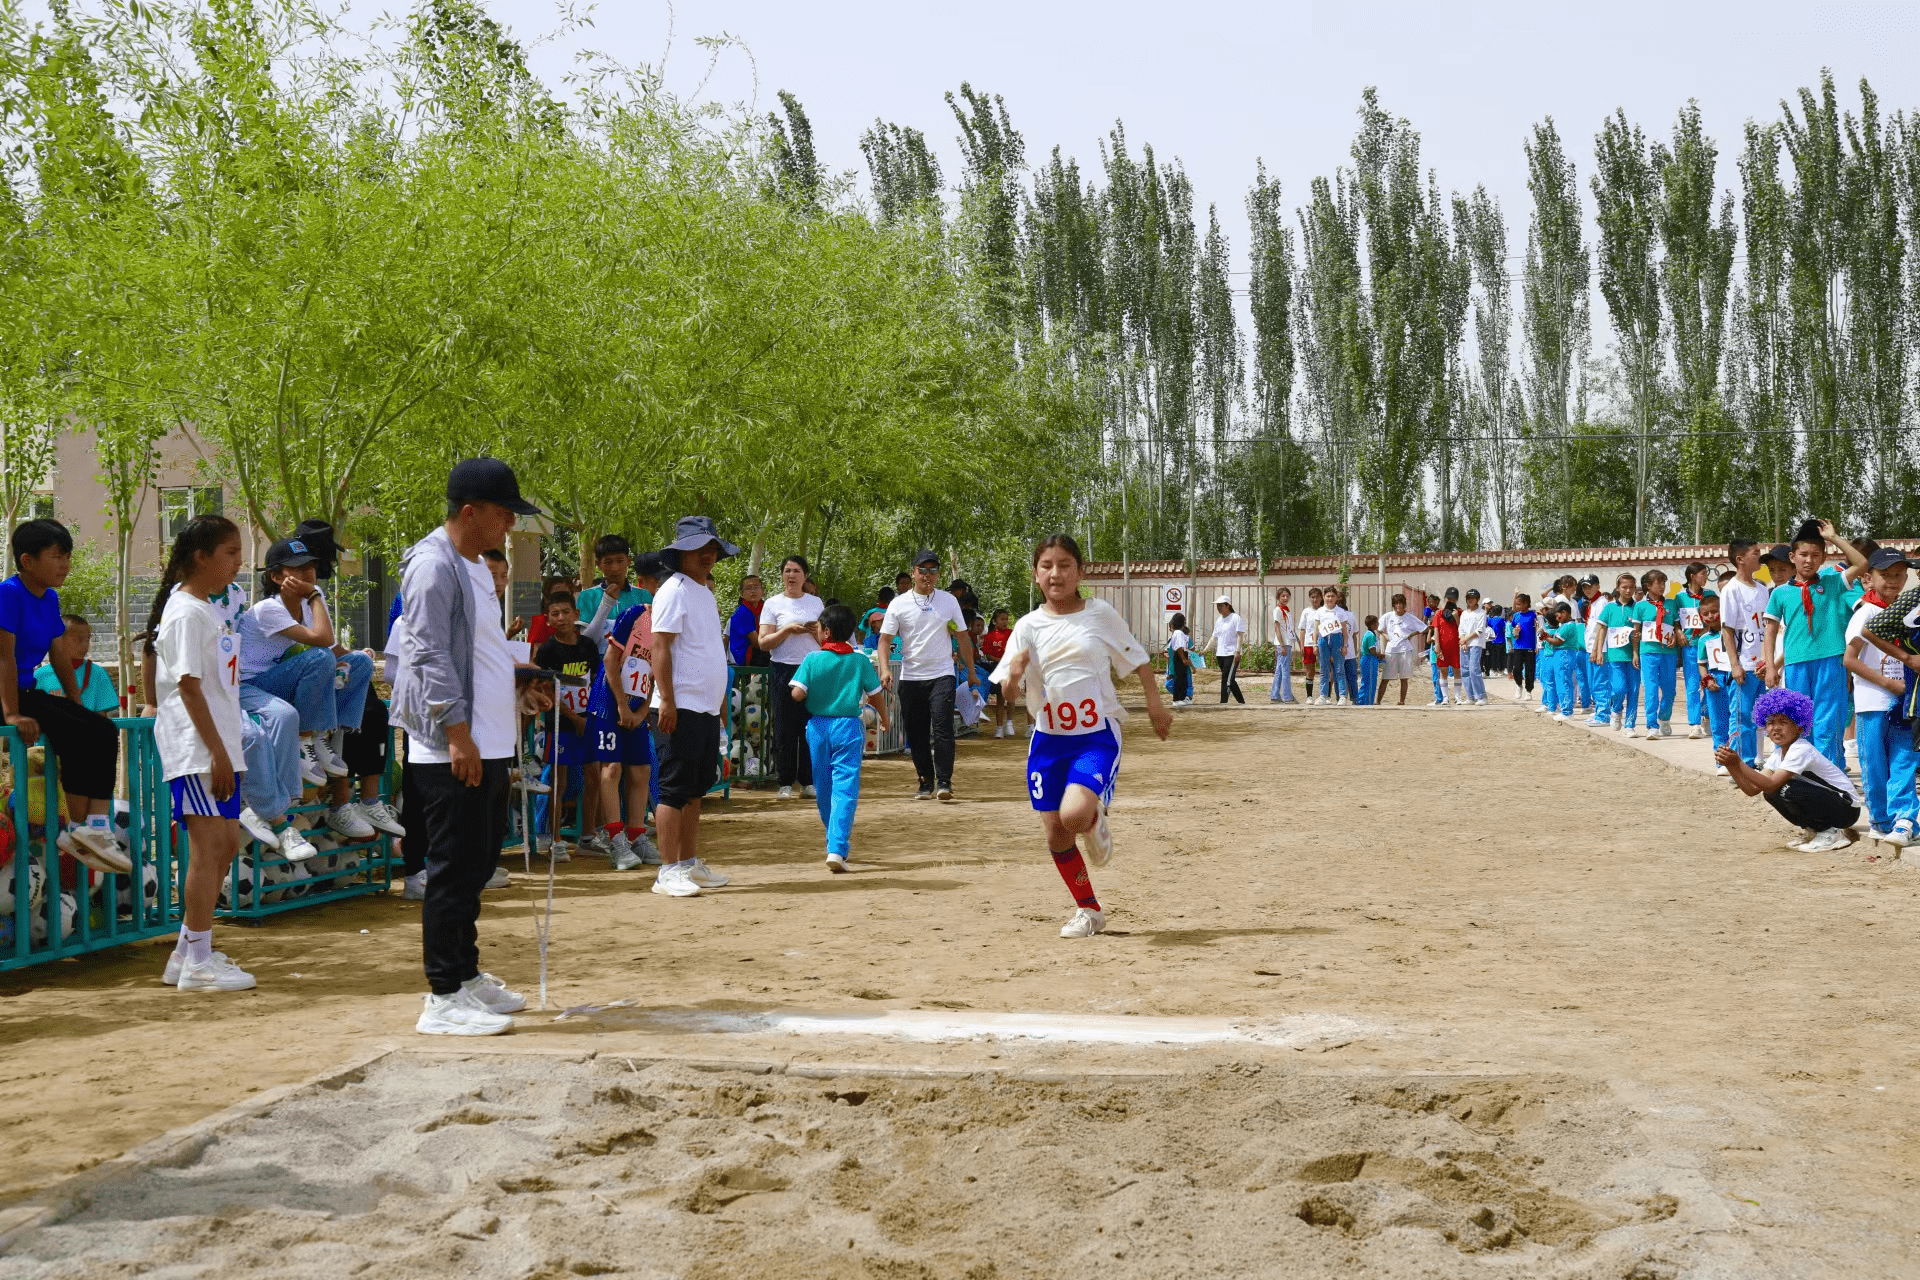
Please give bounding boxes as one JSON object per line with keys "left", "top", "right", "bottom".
{"left": 859, "top": 704, "right": 878, "bottom": 728}
{"left": 219, "top": 855, "right": 261, "bottom": 910}
{"left": 29, "top": 890, "right": 76, "bottom": 946}
{"left": 259, "top": 857, "right": 297, "bottom": 903}
{"left": 0, "top": 858, "right": 46, "bottom": 917}
{"left": 742, "top": 703, "right": 764, "bottom": 733}
{"left": 730, "top": 689, "right": 743, "bottom": 714}
{"left": 280, "top": 859, "right": 314, "bottom": 901}
{"left": 114, "top": 860, "right": 161, "bottom": 917}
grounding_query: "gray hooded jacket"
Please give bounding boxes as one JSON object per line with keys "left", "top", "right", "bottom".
{"left": 389, "top": 526, "right": 479, "bottom": 751}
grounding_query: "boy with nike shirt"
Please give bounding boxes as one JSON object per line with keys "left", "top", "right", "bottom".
{"left": 534, "top": 591, "right": 600, "bottom": 853}
{"left": 1763, "top": 518, "right": 1868, "bottom": 767}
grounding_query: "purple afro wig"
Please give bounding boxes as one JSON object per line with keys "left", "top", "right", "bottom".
{"left": 1753, "top": 686, "right": 1814, "bottom": 733}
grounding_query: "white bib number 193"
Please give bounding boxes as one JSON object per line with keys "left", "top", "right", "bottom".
{"left": 1038, "top": 677, "right": 1104, "bottom": 736}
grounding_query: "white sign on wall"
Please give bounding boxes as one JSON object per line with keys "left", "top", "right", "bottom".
{"left": 1163, "top": 584, "right": 1185, "bottom": 613}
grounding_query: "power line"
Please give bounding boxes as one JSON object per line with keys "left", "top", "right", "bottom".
{"left": 1107, "top": 423, "right": 1915, "bottom": 446}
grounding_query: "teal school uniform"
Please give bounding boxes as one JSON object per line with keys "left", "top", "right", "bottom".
{"left": 791, "top": 646, "right": 880, "bottom": 860}
{"left": 32, "top": 659, "right": 120, "bottom": 715}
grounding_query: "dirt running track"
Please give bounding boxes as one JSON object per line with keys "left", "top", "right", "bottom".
{"left": 3, "top": 699, "right": 1919, "bottom": 1277}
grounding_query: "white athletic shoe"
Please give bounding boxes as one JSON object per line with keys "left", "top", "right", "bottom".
{"left": 461, "top": 971, "right": 527, "bottom": 1014}
{"left": 1079, "top": 805, "right": 1113, "bottom": 868}
{"left": 1714, "top": 764, "right": 1731, "bottom": 777}
{"left": 683, "top": 858, "right": 730, "bottom": 888}
{"left": 609, "top": 832, "right": 642, "bottom": 870}
{"left": 1551, "top": 712, "right": 1566, "bottom": 722}
{"left": 417, "top": 988, "right": 513, "bottom": 1036}
{"left": 359, "top": 799, "right": 406, "bottom": 837}
{"left": 312, "top": 736, "right": 350, "bottom": 778}
{"left": 178, "top": 952, "right": 257, "bottom": 992}
{"left": 401, "top": 870, "right": 427, "bottom": 900}
{"left": 1688, "top": 724, "right": 1705, "bottom": 739}
{"left": 826, "top": 854, "right": 850, "bottom": 873}
{"left": 1611, "top": 715, "right": 1623, "bottom": 729}
{"left": 577, "top": 831, "right": 613, "bottom": 857}
{"left": 1867, "top": 827, "right": 1892, "bottom": 845}
{"left": 1059, "top": 907, "right": 1106, "bottom": 939}
{"left": 277, "top": 823, "right": 319, "bottom": 863}
{"left": 512, "top": 773, "right": 550, "bottom": 795}
{"left": 777, "top": 786, "right": 795, "bottom": 800}
{"left": 651, "top": 862, "right": 701, "bottom": 897}
{"left": 484, "top": 866, "right": 512, "bottom": 888}
{"left": 802, "top": 784, "right": 817, "bottom": 799}
{"left": 936, "top": 785, "right": 954, "bottom": 802}
{"left": 162, "top": 946, "right": 231, "bottom": 986}
{"left": 1644, "top": 727, "right": 1663, "bottom": 741}
{"left": 1885, "top": 820, "right": 1916, "bottom": 848}
{"left": 1799, "top": 828, "right": 1853, "bottom": 854}
{"left": 297, "top": 740, "right": 328, "bottom": 786}
{"left": 1786, "top": 828, "right": 1817, "bottom": 850}
{"left": 60, "top": 825, "right": 131, "bottom": 875}
{"left": 546, "top": 840, "right": 572, "bottom": 863}
{"left": 632, "top": 832, "right": 662, "bottom": 865}
{"left": 238, "top": 806, "right": 279, "bottom": 848}
{"left": 326, "top": 803, "right": 377, "bottom": 841}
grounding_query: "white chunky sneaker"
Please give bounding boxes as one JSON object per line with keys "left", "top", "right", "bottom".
{"left": 825, "top": 853, "right": 849, "bottom": 873}
{"left": 416, "top": 988, "right": 512, "bottom": 1036}
{"left": 401, "top": 870, "right": 428, "bottom": 900}
{"left": 1643, "top": 727, "right": 1663, "bottom": 741}
{"left": 1059, "top": 907, "right": 1106, "bottom": 939}
{"left": 60, "top": 825, "right": 131, "bottom": 875}
{"left": 1078, "top": 805, "right": 1113, "bottom": 868}
{"left": 178, "top": 952, "right": 257, "bottom": 992}
{"left": 162, "top": 947, "right": 231, "bottom": 986}
{"left": 1885, "top": 820, "right": 1916, "bottom": 849}
{"left": 802, "top": 784, "right": 817, "bottom": 799}
{"left": 609, "top": 832, "right": 642, "bottom": 870}
{"left": 776, "top": 786, "right": 795, "bottom": 800}
{"left": 1798, "top": 828, "right": 1853, "bottom": 854}
{"left": 1867, "top": 827, "right": 1892, "bottom": 845}
{"left": 277, "top": 823, "right": 319, "bottom": 863}
{"left": 297, "top": 739, "right": 328, "bottom": 786}
{"left": 651, "top": 862, "right": 701, "bottom": 897}
{"left": 462, "top": 971, "right": 527, "bottom": 1014}
{"left": 359, "top": 799, "right": 406, "bottom": 837}
{"left": 1688, "top": 723, "right": 1705, "bottom": 739}
{"left": 238, "top": 807, "right": 279, "bottom": 848}
{"left": 484, "top": 866, "right": 512, "bottom": 889}
{"left": 326, "top": 803, "right": 377, "bottom": 841}
{"left": 683, "top": 858, "right": 730, "bottom": 888}
{"left": 313, "top": 736, "right": 350, "bottom": 778}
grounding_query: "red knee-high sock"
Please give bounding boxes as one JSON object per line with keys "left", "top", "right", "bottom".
{"left": 1051, "top": 846, "right": 1100, "bottom": 911}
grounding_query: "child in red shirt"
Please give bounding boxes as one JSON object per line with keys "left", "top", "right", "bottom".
{"left": 981, "top": 608, "right": 1015, "bottom": 738}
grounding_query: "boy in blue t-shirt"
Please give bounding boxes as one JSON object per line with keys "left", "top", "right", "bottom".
{"left": 789, "top": 603, "right": 889, "bottom": 873}
{"left": 1507, "top": 593, "right": 1538, "bottom": 694}
{"left": 584, "top": 554, "right": 667, "bottom": 869}
{"left": 0, "top": 520, "right": 125, "bottom": 873}
{"left": 1762, "top": 518, "right": 1868, "bottom": 766}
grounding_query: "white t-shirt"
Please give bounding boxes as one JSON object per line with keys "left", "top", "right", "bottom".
{"left": 1847, "top": 602, "right": 1904, "bottom": 714}
{"left": 1720, "top": 578, "right": 1770, "bottom": 672}
{"left": 650, "top": 572, "right": 727, "bottom": 715}
{"left": 154, "top": 592, "right": 244, "bottom": 781}
{"left": 1211, "top": 611, "right": 1247, "bottom": 657}
{"left": 1270, "top": 604, "right": 1295, "bottom": 648}
{"left": 408, "top": 553, "right": 516, "bottom": 764}
{"left": 206, "top": 580, "right": 249, "bottom": 634}
{"left": 1299, "top": 606, "right": 1322, "bottom": 645}
{"left": 1459, "top": 608, "right": 1489, "bottom": 649}
{"left": 881, "top": 588, "right": 967, "bottom": 682}
{"left": 1333, "top": 607, "right": 1360, "bottom": 658}
{"left": 1764, "top": 737, "right": 1859, "bottom": 802}
{"left": 1167, "top": 630, "right": 1190, "bottom": 656}
{"left": 1385, "top": 611, "right": 1426, "bottom": 654}
{"left": 237, "top": 593, "right": 318, "bottom": 677}
{"left": 992, "top": 598, "right": 1149, "bottom": 731}
{"left": 760, "top": 592, "right": 824, "bottom": 666}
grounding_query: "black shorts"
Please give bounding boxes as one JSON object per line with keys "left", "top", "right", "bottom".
{"left": 653, "top": 710, "right": 721, "bottom": 808}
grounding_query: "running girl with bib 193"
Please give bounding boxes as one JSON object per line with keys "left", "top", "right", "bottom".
{"left": 991, "top": 534, "right": 1171, "bottom": 940}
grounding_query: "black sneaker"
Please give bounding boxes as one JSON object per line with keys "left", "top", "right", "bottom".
{"left": 913, "top": 781, "right": 934, "bottom": 800}
{"left": 936, "top": 784, "right": 954, "bottom": 802}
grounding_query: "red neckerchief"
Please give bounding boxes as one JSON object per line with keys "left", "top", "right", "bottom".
{"left": 1795, "top": 575, "right": 1817, "bottom": 623}
{"left": 1863, "top": 589, "right": 1888, "bottom": 608}
{"left": 1647, "top": 595, "right": 1665, "bottom": 642}
{"left": 821, "top": 641, "right": 855, "bottom": 655}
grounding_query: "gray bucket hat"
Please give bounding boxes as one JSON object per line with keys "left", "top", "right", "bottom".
{"left": 659, "top": 515, "right": 740, "bottom": 567}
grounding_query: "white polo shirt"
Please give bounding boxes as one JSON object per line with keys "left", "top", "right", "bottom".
{"left": 881, "top": 587, "right": 967, "bottom": 682}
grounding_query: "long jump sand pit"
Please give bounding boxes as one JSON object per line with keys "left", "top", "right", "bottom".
{"left": 6, "top": 699, "right": 1920, "bottom": 1276}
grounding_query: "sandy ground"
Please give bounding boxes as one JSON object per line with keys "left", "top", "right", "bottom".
{"left": 5, "top": 691, "right": 1920, "bottom": 1276}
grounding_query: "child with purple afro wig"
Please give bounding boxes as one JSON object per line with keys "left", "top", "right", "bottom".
{"left": 1716, "top": 685, "right": 1859, "bottom": 853}
{"left": 1752, "top": 686, "right": 1813, "bottom": 734}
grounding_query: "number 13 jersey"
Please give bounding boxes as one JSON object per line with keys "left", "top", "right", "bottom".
{"left": 992, "top": 598, "right": 1150, "bottom": 735}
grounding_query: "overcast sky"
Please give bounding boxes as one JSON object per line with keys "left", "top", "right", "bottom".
{"left": 491, "top": 0, "right": 1920, "bottom": 293}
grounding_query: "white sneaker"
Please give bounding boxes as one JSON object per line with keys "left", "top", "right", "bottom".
{"left": 1883, "top": 820, "right": 1915, "bottom": 848}
{"left": 359, "top": 799, "right": 406, "bottom": 837}
{"left": 416, "top": 988, "right": 513, "bottom": 1036}
{"left": 277, "top": 823, "right": 319, "bottom": 862}
{"left": 1799, "top": 828, "right": 1852, "bottom": 854}
{"left": 238, "top": 806, "right": 279, "bottom": 848}
{"left": 826, "top": 853, "right": 849, "bottom": 873}
{"left": 651, "top": 863, "right": 701, "bottom": 897}
{"left": 1867, "top": 827, "right": 1892, "bottom": 845}
{"left": 1551, "top": 712, "right": 1566, "bottom": 722}
{"left": 577, "top": 831, "right": 613, "bottom": 857}
{"left": 802, "top": 784, "right": 817, "bottom": 799}
{"left": 60, "top": 825, "right": 131, "bottom": 875}
{"left": 1787, "top": 828, "right": 1818, "bottom": 850}
{"left": 312, "top": 736, "right": 350, "bottom": 778}
{"left": 401, "top": 870, "right": 427, "bottom": 900}
{"left": 936, "top": 785, "right": 954, "bottom": 802}
{"left": 1714, "top": 764, "right": 1731, "bottom": 777}
{"left": 178, "top": 952, "right": 257, "bottom": 991}
{"left": 326, "top": 803, "right": 377, "bottom": 841}
{"left": 162, "top": 946, "right": 231, "bottom": 985}
{"left": 683, "top": 858, "right": 730, "bottom": 888}
{"left": 462, "top": 971, "right": 527, "bottom": 1013}
{"left": 1059, "top": 907, "right": 1106, "bottom": 939}
{"left": 297, "top": 739, "right": 328, "bottom": 786}
{"left": 1078, "top": 805, "right": 1113, "bottom": 867}
{"left": 1644, "top": 727, "right": 1663, "bottom": 741}
{"left": 1611, "top": 715, "right": 1624, "bottom": 729}
{"left": 610, "top": 832, "right": 642, "bottom": 870}
{"left": 632, "top": 832, "right": 662, "bottom": 865}
{"left": 512, "top": 774, "right": 550, "bottom": 795}
{"left": 546, "top": 840, "right": 572, "bottom": 863}
{"left": 777, "top": 786, "right": 795, "bottom": 800}
{"left": 1688, "top": 724, "right": 1705, "bottom": 739}
{"left": 484, "top": 866, "right": 512, "bottom": 889}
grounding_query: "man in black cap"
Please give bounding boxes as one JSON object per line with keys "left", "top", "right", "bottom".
{"left": 878, "top": 549, "right": 982, "bottom": 801}
{"left": 648, "top": 516, "right": 739, "bottom": 898}
{"left": 392, "top": 458, "right": 541, "bottom": 1036}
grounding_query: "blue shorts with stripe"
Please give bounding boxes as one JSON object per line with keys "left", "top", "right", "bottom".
{"left": 589, "top": 714, "right": 654, "bottom": 766}
{"left": 171, "top": 773, "right": 246, "bottom": 821}
{"left": 1024, "top": 722, "right": 1121, "bottom": 812}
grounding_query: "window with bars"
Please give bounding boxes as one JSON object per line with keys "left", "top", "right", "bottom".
{"left": 26, "top": 493, "right": 55, "bottom": 521}
{"left": 159, "top": 486, "right": 223, "bottom": 541}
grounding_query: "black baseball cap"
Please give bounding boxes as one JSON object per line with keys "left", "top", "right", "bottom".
{"left": 1867, "top": 547, "right": 1917, "bottom": 571}
{"left": 1762, "top": 543, "right": 1794, "bottom": 564}
{"left": 447, "top": 457, "right": 541, "bottom": 516}
{"left": 264, "top": 538, "right": 318, "bottom": 570}
{"left": 912, "top": 549, "right": 940, "bottom": 568}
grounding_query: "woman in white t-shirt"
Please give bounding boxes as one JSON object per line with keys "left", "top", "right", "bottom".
{"left": 1166, "top": 613, "right": 1194, "bottom": 705}
{"left": 757, "top": 555, "right": 825, "bottom": 800}
{"left": 992, "top": 534, "right": 1171, "bottom": 939}
{"left": 1208, "top": 596, "right": 1247, "bottom": 705}
{"left": 1715, "top": 686, "right": 1861, "bottom": 854}
{"left": 145, "top": 515, "right": 258, "bottom": 992}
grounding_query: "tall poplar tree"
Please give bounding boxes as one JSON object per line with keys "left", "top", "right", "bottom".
{"left": 1244, "top": 162, "right": 1314, "bottom": 556}
{"left": 1733, "top": 121, "right": 1795, "bottom": 538}
{"left": 861, "top": 119, "right": 941, "bottom": 222}
{"left": 1592, "top": 109, "right": 1665, "bottom": 544}
{"left": 1520, "top": 118, "right": 1589, "bottom": 546}
{"left": 1457, "top": 186, "right": 1516, "bottom": 546}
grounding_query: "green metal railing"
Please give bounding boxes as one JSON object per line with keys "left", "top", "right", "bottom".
{"left": 2, "top": 719, "right": 181, "bottom": 971}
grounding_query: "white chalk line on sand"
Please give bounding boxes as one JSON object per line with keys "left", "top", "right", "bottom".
{"left": 554, "top": 1004, "right": 1382, "bottom": 1049}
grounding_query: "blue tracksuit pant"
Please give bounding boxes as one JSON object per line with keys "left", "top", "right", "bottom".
{"left": 807, "top": 715, "right": 866, "bottom": 857}
{"left": 1784, "top": 655, "right": 1849, "bottom": 769}
{"left": 1641, "top": 651, "right": 1678, "bottom": 729}
{"left": 1855, "top": 709, "right": 1918, "bottom": 833}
